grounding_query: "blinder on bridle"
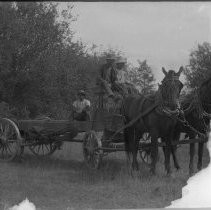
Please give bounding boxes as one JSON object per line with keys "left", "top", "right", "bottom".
{"left": 161, "top": 76, "right": 184, "bottom": 91}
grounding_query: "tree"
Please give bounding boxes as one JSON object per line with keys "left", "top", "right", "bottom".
{"left": 0, "top": 2, "right": 87, "bottom": 118}
{"left": 127, "top": 60, "right": 155, "bottom": 94}
{"left": 0, "top": 3, "right": 138, "bottom": 119}
{"left": 0, "top": 2, "right": 69, "bottom": 117}
{"left": 184, "top": 42, "right": 211, "bottom": 88}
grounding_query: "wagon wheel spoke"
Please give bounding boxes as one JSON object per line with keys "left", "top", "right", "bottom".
{"left": 41, "top": 144, "right": 44, "bottom": 155}
{"left": 4, "top": 145, "right": 9, "bottom": 156}
{"left": 4, "top": 144, "right": 12, "bottom": 154}
{"left": 0, "top": 118, "right": 21, "bottom": 162}
{"left": 4, "top": 147, "right": 8, "bottom": 158}
{"left": 142, "top": 151, "right": 147, "bottom": 160}
{"left": 29, "top": 140, "right": 57, "bottom": 157}
{"left": 140, "top": 150, "right": 152, "bottom": 165}
{"left": 37, "top": 144, "right": 41, "bottom": 154}
{"left": 1, "top": 146, "right": 5, "bottom": 158}
{"left": 83, "top": 131, "right": 102, "bottom": 169}
{"left": 44, "top": 144, "right": 50, "bottom": 152}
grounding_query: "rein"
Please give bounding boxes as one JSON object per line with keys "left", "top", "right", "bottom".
{"left": 181, "top": 88, "right": 211, "bottom": 119}
{"left": 165, "top": 88, "right": 211, "bottom": 138}
{"left": 166, "top": 110, "right": 207, "bottom": 139}
{"left": 109, "top": 74, "right": 184, "bottom": 141}
{"left": 109, "top": 103, "right": 158, "bottom": 141}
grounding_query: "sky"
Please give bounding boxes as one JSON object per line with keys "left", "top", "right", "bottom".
{"left": 58, "top": 2, "right": 211, "bottom": 82}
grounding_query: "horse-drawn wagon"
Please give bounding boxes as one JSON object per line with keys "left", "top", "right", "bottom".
{"left": 0, "top": 87, "right": 153, "bottom": 169}
{"left": 0, "top": 68, "right": 210, "bottom": 175}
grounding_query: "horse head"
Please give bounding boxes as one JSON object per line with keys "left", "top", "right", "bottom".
{"left": 159, "top": 66, "right": 184, "bottom": 111}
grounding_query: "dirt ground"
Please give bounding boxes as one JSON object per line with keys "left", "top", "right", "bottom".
{"left": 0, "top": 142, "right": 210, "bottom": 210}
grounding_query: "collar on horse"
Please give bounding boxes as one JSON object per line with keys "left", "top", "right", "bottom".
{"left": 155, "top": 87, "right": 181, "bottom": 117}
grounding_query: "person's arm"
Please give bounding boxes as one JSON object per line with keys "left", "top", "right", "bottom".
{"left": 96, "top": 65, "right": 104, "bottom": 85}
{"left": 100, "top": 65, "right": 105, "bottom": 79}
{"left": 70, "top": 101, "right": 77, "bottom": 120}
{"left": 82, "top": 100, "right": 91, "bottom": 112}
{"left": 72, "top": 101, "right": 78, "bottom": 112}
{"left": 111, "top": 66, "right": 118, "bottom": 84}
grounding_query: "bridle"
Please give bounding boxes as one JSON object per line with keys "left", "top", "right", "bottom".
{"left": 183, "top": 88, "right": 211, "bottom": 119}
{"left": 156, "top": 75, "right": 183, "bottom": 116}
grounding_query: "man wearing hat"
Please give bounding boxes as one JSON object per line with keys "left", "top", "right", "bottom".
{"left": 97, "top": 55, "right": 117, "bottom": 97}
{"left": 113, "top": 57, "right": 139, "bottom": 97}
{"left": 115, "top": 57, "right": 127, "bottom": 83}
{"left": 112, "top": 57, "right": 129, "bottom": 97}
{"left": 72, "top": 90, "right": 91, "bottom": 121}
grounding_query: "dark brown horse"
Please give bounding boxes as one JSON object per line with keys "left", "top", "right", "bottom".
{"left": 171, "top": 77, "right": 211, "bottom": 175}
{"left": 121, "top": 67, "right": 184, "bottom": 175}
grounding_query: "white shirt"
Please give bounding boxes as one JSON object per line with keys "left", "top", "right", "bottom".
{"left": 117, "top": 69, "right": 126, "bottom": 83}
{"left": 73, "top": 99, "right": 91, "bottom": 113}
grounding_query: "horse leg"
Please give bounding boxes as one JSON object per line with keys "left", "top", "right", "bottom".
{"left": 197, "top": 142, "right": 204, "bottom": 171}
{"left": 170, "top": 129, "right": 181, "bottom": 170}
{"left": 162, "top": 144, "right": 168, "bottom": 170}
{"left": 189, "top": 142, "right": 195, "bottom": 175}
{"left": 171, "top": 130, "right": 181, "bottom": 170}
{"left": 165, "top": 128, "right": 177, "bottom": 175}
{"left": 163, "top": 137, "right": 172, "bottom": 175}
{"left": 150, "top": 133, "right": 158, "bottom": 175}
{"left": 171, "top": 145, "right": 180, "bottom": 170}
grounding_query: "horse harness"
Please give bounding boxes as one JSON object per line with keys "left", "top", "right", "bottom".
{"left": 165, "top": 88, "right": 211, "bottom": 138}
{"left": 109, "top": 94, "right": 182, "bottom": 141}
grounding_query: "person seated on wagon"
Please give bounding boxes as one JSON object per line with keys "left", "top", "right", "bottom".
{"left": 97, "top": 55, "right": 117, "bottom": 97}
{"left": 72, "top": 90, "right": 91, "bottom": 121}
{"left": 112, "top": 57, "right": 139, "bottom": 97}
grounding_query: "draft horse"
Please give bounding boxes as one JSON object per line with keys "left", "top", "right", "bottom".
{"left": 171, "top": 76, "right": 211, "bottom": 175}
{"left": 121, "top": 67, "right": 184, "bottom": 175}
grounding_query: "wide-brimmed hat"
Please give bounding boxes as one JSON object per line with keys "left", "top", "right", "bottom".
{"left": 106, "top": 55, "right": 116, "bottom": 61}
{"left": 116, "top": 57, "right": 127, "bottom": 64}
{"left": 78, "top": 90, "right": 86, "bottom": 96}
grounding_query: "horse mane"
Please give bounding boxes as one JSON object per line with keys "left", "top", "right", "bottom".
{"left": 181, "top": 76, "right": 211, "bottom": 110}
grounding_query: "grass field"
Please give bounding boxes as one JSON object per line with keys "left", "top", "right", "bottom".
{"left": 0, "top": 141, "right": 210, "bottom": 210}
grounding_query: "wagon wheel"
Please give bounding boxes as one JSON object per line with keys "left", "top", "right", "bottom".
{"left": 83, "top": 130, "right": 102, "bottom": 169}
{"left": 0, "top": 118, "right": 22, "bottom": 162}
{"left": 139, "top": 133, "right": 152, "bottom": 165}
{"left": 29, "top": 140, "right": 58, "bottom": 157}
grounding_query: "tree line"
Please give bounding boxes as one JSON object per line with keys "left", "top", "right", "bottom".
{"left": 0, "top": 2, "right": 210, "bottom": 119}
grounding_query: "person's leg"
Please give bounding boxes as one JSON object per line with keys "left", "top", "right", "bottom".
{"left": 79, "top": 111, "right": 91, "bottom": 121}
{"left": 73, "top": 112, "right": 84, "bottom": 121}
{"left": 100, "top": 79, "right": 114, "bottom": 96}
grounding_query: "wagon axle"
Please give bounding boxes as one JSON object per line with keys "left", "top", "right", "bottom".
{"left": 0, "top": 116, "right": 207, "bottom": 168}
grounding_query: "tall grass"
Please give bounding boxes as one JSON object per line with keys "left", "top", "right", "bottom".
{"left": 0, "top": 143, "right": 209, "bottom": 209}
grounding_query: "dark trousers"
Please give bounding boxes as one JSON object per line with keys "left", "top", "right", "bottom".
{"left": 73, "top": 111, "right": 90, "bottom": 121}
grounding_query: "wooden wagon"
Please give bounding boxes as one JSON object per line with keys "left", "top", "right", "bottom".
{"left": 0, "top": 87, "right": 207, "bottom": 169}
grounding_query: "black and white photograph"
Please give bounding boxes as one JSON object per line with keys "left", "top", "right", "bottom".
{"left": 0, "top": 1, "right": 211, "bottom": 209}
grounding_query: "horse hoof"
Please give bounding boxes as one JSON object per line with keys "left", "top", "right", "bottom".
{"left": 197, "top": 165, "right": 202, "bottom": 171}
{"left": 165, "top": 169, "right": 172, "bottom": 177}
{"left": 130, "top": 169, "right": 140, "bottom": 179}
{"left": 149, "top": 169, "right": 156, "bottom": 176}
{"left": 189, "top": 168, "right": 194, "bottom": 176}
